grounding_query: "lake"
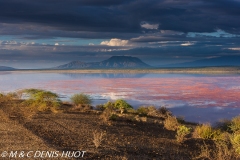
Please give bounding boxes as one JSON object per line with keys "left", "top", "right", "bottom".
{"left": 0, "top": 71, "right": 240, "bottom": 124}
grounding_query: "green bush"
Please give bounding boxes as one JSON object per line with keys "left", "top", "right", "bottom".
{"left": 229, "top": 116, "right": 240, "bottom": 133}
{"left": 22, "top": 88, "right": 61, "bottom": 112}
{"left": 230, "top": 133, "right": 240, "bottom": 156}
{"left": 193, "top": 124, "right": 222, "bottom": 140}
{"left": 176, "top": 125, "right": 191, "bottom": 143}
{"left": 103, "top": 101, "right": 115, "bottom": 109}
{"left": 114, "top": 99, "right": 133, "bottom": 114}
{"left": 137, "top": 106, "right": 149, "bottom": 116}
{"left": 70, "top": 93, "right": 92, "bottom": 106}
{"left": 103, "top": 100, "right": 132, "bottom": 114}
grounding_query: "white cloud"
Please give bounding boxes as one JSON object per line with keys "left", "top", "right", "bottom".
{"left": 181, "top": 41, "right": 194, "bottom": 46}
{"left": 55, "top": 43, "right": 59, "bottom": 46}
{"left": 141, "top": 22, "right": 159, "bottom": 30}
{"left": 100, "top": 38, "right": 129, "bottom": 46}
{"left": 228, "top": 48, "right": 240, "bottom": 51}
{"left": 1, "top": 40, "right": 19, "bottom": 45}
{"left": 187, "top": 29, "right": 240, "bottom": 38}
{"left": 89, "top": 43, "right": 94, "bottom": 45}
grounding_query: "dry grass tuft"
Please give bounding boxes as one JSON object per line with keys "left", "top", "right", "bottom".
{"left": 93, "top": 130, "right": 106, "bottom": 149}
{"left": 193, "top": 123, "right": 222, "bottom": 140}
{"left": 164, "top": 116, "right": 179, "bottom": 131}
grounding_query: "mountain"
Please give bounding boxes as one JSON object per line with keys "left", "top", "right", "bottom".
{"left": 54, "top": 56, "right": 151, "bottom": 69}
{"left": 0, "top": 66, "right": 15, "bottom": 71}
{"left": 158, "top": 56, "right": 240, "bottom": 68}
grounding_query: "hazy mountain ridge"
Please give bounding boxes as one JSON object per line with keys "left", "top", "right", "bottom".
{"left": 0, "top": 66, "right": 15, "bottom": 71}
{"left": 54, "top": 56, "right": 152, "bottom": 69}
{"left": 158, "top": 56, "right": 240, "bottom": 68}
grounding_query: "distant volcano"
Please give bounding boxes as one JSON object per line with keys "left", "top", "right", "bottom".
{"left": 53, "top": 56, "right": 152, "bottom": 69}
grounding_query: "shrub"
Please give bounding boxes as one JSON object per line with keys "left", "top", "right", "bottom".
{"left": 176, "top": 125, "right": 191, "bottom": 143}
{"left": 158, "top": 106, "right": 172, "bottom": 117}
{"left": 137, "top": 106, "right": 172, "bottom": 118}
{"left": 6, "top": 92, "right": 19, "bottom": 99}
{"left": 229, "top": 116, "right": 240, "bottom": 133}
{"left": 146, "top": 106, "right": 158, "bottom": 117}
{"left": 196, "top": 142, "right": 213, "bottom": 159}
{"left": 103, "top": 101, "right": 115, "bottom": 109}
{"left": 70, "top": 93, "right": 92, "bottom": 106}
{"left": 230, "top": 133, "right": 240, "bottom": 156}
{"left": 22, "top": 89, "right": 61, "bottom": 112}
{"left": 164, "top": 116, "right": 179, "bottom": 131}
{"left": 193, "top": 123, "right": 222, "bottom": 140}
{"left": 214, "top": 140, "right": 235, "bottom": 160}
{"left": 114, "top": 99, "right": 133, "bottom": 114}
{"left": 93, "top": 130, "right": 106, "bottom": 149}
{"left": 0, "top": 93, "right": 15, "bottom": 103}
{"left": 100, "top": 106, "right": 116, "bottom": 124}
{"left": 0, "top": 93, "right": 6, "bottom": 103}
{"left": 95, "top": 104, "right": 105, "bottom": 111}
{"left": 71, "top": 104, "right": 93, "bottom": 112}
{"left": 109, "top": 114, "right": 119, "bottom": 121}
{"left": 103, "top": 100, "right": 132, "bottom": 114}
{"left": 137, "top": 106, "right": 149, "bottom": 116}
{"left": 215, "top": 119, "right": 232, "bottom": 132}
{"left": 134, "top": 115, "right": 147, "bottom": 122}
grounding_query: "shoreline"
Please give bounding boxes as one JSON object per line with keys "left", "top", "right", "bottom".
{"left": 2, "top": 67, "right": 240, "bottom": 74}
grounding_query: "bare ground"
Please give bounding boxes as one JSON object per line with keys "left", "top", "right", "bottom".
{"left": 0, "top": 105, "right": 208, "bottom": 160}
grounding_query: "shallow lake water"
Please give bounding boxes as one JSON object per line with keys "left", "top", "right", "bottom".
{"left": 1, "top": 71, "right": 240, "bottom": 124}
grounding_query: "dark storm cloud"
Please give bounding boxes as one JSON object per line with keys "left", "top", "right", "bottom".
{"left": 0, "top": 0, "right": 240, "bottom": 37}
{"left": 0, "top": 0, "right": 240, "bottom": 68}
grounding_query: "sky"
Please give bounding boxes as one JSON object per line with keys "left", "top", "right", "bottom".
{"left": 0, "top": 0, "right": 240, "bottom": 69}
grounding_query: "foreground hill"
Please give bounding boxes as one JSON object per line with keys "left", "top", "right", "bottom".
{"left": 0, "top": 91, "right": 238, "bottom": 159}
{"left": 0, "top": 66, "right": 15, "bottom": 71}
{"left": 53, "top": 56, "right": 152, "bottom": 69}
{"left": 159, "top": 56, "right": 240, "bottom": 68}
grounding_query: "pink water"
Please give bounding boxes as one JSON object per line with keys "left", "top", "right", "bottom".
{"left": 1, "top": 72, "right": 240, "bottom": 123}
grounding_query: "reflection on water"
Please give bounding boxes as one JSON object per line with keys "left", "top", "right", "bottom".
{"left": 62, "top": 73, "right": 147, "bottom": 78}
{"left": 0, "top": 72, "right": 240, "bottom": 124}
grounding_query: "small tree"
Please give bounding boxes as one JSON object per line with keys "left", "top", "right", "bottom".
{"left": 114, "top": 99, "right": 133, "bottom": 114}
{"left": 22, "top": 88, "right": 61, "bottom": 112}
{"left": 70, "top": 93, "right": 92, "bottom": 106}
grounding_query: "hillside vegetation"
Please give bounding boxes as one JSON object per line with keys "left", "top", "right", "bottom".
{"left": 1, "top": 89, "right": 240, "bottom": 159}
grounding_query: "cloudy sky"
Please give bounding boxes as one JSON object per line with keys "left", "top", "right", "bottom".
{"left": 0, "top": 0, "right": 240, "bottom": 68}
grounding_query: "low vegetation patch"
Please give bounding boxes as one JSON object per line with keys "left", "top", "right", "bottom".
{"left": 93, "top": 130, "right": 106, "bottom": 149}
{"left": 137, "top": 106, "right": 172, "bottom": 118}
{"left": 193, "top": 123, "right": 222, "bottom": 140}
{"left": 176, "top": 125, "right": 191, "bottom": 143}
{"left": 114, "top": 99, "right": 133, "bottom": 114}
{"left": 70, "top": 93, "right": 92, "bottom": 106}
{"left": 164, "top": 116, "right": 179, "bottom": 131}
{"left": 229, "top": 116, "right": 240, "bottom": 133}
{"left": 22, "top": 88, "right": 61, "bottom": 113}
